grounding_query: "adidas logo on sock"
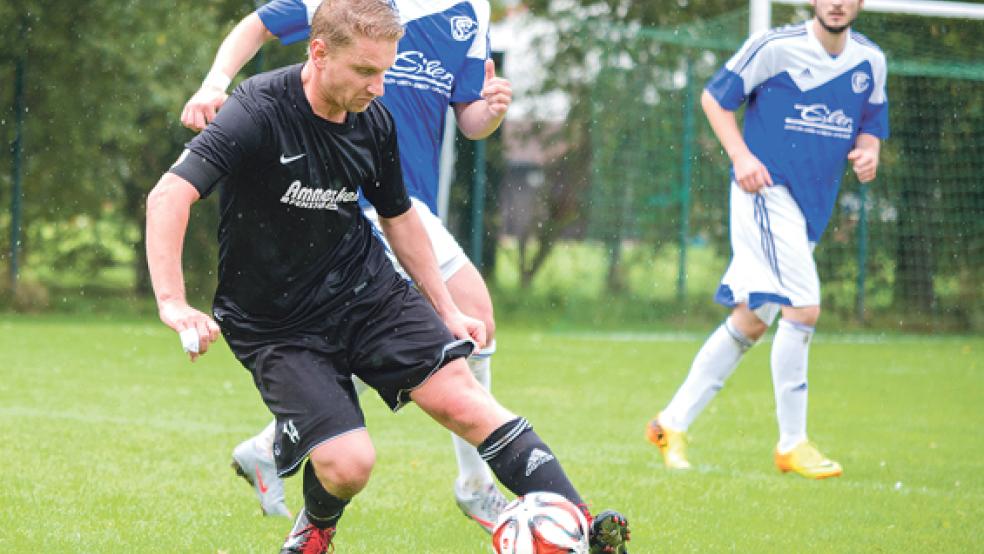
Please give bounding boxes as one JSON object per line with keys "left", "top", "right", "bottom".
{"left": 525, "top": 448, "right": 555, "bottom": 477}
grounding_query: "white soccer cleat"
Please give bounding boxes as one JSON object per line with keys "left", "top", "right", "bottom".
{"left": 454, "top": 481, "right": 509, "bottom": 534}
{"left": 231, "top": 437, "right": 291, "bottom": 517}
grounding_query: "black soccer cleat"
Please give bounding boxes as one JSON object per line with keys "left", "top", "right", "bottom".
{"left": 589, "top": 510, "right": 630, "bottom": 554}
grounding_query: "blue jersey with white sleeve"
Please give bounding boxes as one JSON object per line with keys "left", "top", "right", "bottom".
{"left": 705, "top": 21, "right": 888, "bottom": 241}
{"left": 257, "top": 0, "right": 490, "bottom": 214}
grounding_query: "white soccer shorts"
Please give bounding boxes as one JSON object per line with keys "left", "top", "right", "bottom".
{"left": 715, "top": 181, "right": 820, "bottom": 324}
{"left": 362, "top": 197, "right": 470, "bottom": 282}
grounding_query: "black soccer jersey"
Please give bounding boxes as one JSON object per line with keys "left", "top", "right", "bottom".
{"left": 169, "top": 63, "right": 411, "bottom": 333}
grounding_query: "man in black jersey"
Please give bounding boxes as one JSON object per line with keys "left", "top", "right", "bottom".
{"left": 146, "top": 1, "right": 629, "bottom": 552}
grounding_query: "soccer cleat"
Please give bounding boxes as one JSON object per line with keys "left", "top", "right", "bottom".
{"left": 454, "top": 481, "right": 509, "bottom": 533}
{"left": 231, "top": 437, "right": 291, "bottom": 517}
{"left": 774, "top": 441, "right": 843, "bottom": 480}
{"left": 645, "top": 415, "right": 692, "bottom": 469}
{"left": 589, "top": 510, "right": 631, "bottom": 554}
{"left": 280, "top": 510, "right": 336, "bottom": 554}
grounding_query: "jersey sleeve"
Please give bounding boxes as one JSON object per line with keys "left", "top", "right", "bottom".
{"left": 859, "top": 52, "right": 889, "bottom": 140}
{"left": 169, "top": 93, "right": 268, "bottom": 198}
{"left": 256, "top": 0, "right": 314, "bottom": 45}
{"left": 450, "top": 1, "right": 491, "bottom": 104}
{"left": 362, "top": 107, "right": 411, "bottom": 218}
{"left": 705, "top": 30, "right": 775, "bottom": 111}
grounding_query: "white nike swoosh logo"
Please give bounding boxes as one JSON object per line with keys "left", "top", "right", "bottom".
{"left": 280, "top": 153, "right": 306, "bottom": 164}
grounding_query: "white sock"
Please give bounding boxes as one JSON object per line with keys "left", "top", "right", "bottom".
{"left": 771, "top": 319, "right": 813, "bottom": 453}
{"left": 453, "top": 342, "right": 496, "bottom": 493}
{"left": 256, "top": 420, "right": 277, "bottom": 458}
{"left": 661, "top": 318, "right": 753, "bottom": 431}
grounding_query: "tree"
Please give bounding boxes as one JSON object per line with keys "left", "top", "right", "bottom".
{"left": 510, "top": 1, "right": 740, "bottom": 289}
{"left": 0, "top": 0, "right": 304, "bottom": 306}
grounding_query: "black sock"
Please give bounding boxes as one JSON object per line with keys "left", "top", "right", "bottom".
{"left": 478, "top": 417, "right": 584, "bottom": 508}
{"left": 302, "top": 460, "right": 349, "bottom": 529}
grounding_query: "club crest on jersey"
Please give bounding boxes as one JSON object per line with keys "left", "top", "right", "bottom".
{"left": 784, "top": 103, "right": 854, "bottom": 140}
{"left": 450, "top": 15, "right": 478, "bottom": 41}
{"left": 279, "top": 180, "right": 359, "bottom": 210}
{"left": 851, "top": 71, "right": 871, "bottom": 94}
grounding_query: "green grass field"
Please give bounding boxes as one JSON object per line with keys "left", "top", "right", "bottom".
{"left": 1, "top": 315, "right": 981, "bottom": 552}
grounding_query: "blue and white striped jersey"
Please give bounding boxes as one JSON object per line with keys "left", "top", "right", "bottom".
{"left": 257, "top": 0, "right": 491, "bottom": 214}
{"left": 706, "top": 21, "right": 889, "bottom": 241}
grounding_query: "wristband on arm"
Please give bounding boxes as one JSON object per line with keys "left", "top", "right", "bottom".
{"left": 202, "top": 69, "right": 232, "bottom": 92}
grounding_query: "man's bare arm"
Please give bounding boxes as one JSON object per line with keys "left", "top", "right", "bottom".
{"left": 378, "top": 206, "right": 486, "bottom": 348}
{"left": 181, "top": 13, "right": 275, "bottom": 131}
{"left": 453, "top": 59, "right": 512, "bottom": 140}
{"left": 145, "top": 173, "right": 221, "bottom": 359}
{"left": 701, "top": 89, "right": 773, "bottom": 193}
{"left": 848, "top": 133, "right": 880, "bottom": 183}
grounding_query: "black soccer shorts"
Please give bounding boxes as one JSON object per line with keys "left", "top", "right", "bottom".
{"left": 222, "top": 273, "right": 474, "bottom": 477}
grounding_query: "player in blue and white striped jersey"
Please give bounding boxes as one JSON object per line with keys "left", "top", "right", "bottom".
{"left": 647, "top": 0, "right": 888, "bottom": 480}
{"left": 181, "top": 0, "right": 512, "bottom": 532}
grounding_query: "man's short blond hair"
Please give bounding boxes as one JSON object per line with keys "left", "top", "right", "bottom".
{"left": 311, "top": 0, "right": 404, "bottom": 50}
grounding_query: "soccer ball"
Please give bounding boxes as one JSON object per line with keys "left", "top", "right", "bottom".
{"left": 492, "top": 491, "right": 590, "bottom": 554}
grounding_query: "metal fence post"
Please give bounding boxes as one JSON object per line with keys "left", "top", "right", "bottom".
{"left": 677, "top": 59, "right": 695, "bottom": 299}
{"left": 856, "top": 183, "right": 869, "bottom": 322}
{"left": 470, "top": 139, "right": 486, "bottom": 270}
{"left": 9, "top": 14, "right": 27, "bottom": 290}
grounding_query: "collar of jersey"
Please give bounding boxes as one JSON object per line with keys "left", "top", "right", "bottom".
{"left": 289, "top": 63, "right": 357, "bottom": 131}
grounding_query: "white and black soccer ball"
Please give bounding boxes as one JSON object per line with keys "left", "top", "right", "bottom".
{"left": 491, "top": 491, "right": 590, "bottom": 554}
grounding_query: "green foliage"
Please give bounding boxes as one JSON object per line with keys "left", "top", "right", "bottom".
{"left": 489, "top": 237, "right": 967, "bottom": 332}
{"left": 2, "top": 0, "right": 982, "bottom": 332}
{"left": 0, "top": 0, "right": 268, "bottom": 301}
{"left": 29, "top": 212, "right": 137, "bottom": 280}
{"left": 493, "top": 237, "right": 727, "bottom": 329}
{"left": 1, "top": 316, "right": 981, "bottom": 551}
{"left": 501, "top": 2, "right": 739, "bottom": 288}
{"left": 0, "top": 276, "right": 49, "bottom": 312}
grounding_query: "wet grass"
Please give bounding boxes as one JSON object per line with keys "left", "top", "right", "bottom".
{"left": 0, "top": 316, "right": 980, "bottom": 552}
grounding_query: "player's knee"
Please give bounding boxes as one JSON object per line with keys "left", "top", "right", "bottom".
{"left": 808, "top": 306, "right": 821, "bottom": 325}
{"left": 730, "top": 308, "right": 769, "bottom": 341}
{"left": 435, "top": 386, "right": 486, "bottom": 427}
{"left": 806, "top": 305, "right": 821, "bottom": 325}
{"left": 433, "top": 368, "right": 496, "bottom": 425}
{"left": 744, "top": 320, "right": 768, "bottom": 341}
{"left": 784, "top": 305, "right": 821, "bottom": 327}
{"left": 415, "top": 358, "right": 511, "bottom": 442}
{"left": 309, "top": 443, "right": 375, "bottom": 496}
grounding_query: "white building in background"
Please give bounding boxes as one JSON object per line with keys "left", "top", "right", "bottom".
{"left": 490, "top": 4, "right": 570, "bottom": 123}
